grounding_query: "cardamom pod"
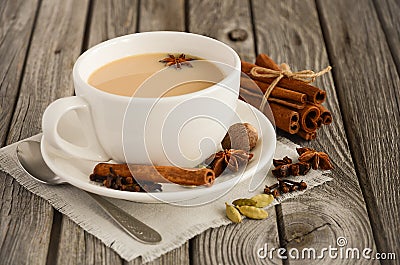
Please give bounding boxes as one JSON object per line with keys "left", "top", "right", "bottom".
{"left": 251, "top": 194, "right": 274, "bottom": 208}
{"left": 237, "top": 205, "right": 268, "bottom": 220}
{"left": 225, "top": 203, "right": 242, "bottom": 223}
{"left": 232, "top": 198, "right": 257, "bottom": 207}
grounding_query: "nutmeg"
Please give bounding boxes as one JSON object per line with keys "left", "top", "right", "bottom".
{"left": 221, "top": 123, "right": 258, "bottom": 151}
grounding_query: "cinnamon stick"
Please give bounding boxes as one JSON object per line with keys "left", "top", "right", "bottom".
{"left": 255, "top": 53, "right": 281, "bottom": 70}
{"left": 297, "top": 129, "right": 317, "bottom": 141}
{"left": 241, "top": 61, "right": 256, "bottom": 74}
{"left": 269, "top": 103, "right": 300, "bottom": 134}
{"left": 239, "top": 87, "right": 300, "bottom": 134}
{"left": 256, "top": 53, "right": 281, "bottom": 71}
{"left": 267, "top": 98, "right": 304, "bottom": 110}
{"left": 317, "top": 117, "right": 323, "bottom": 128}
{"left": 239, "top": 86, "right": 267, "bottom": 114}
{"left": 316, "top": 104, "right": 332, "bottom": 125}
{"left": 242, "top": 54, "right": 332, "bottom": 141}
{"left": 241, "top": 61, "right": 326, "bottom": 104}
{"left": 241, "top": 77, "right": 306, "bottom": 109}
{"left": 93, "top": 163, "right": 215, "bottom": 186}
{"left": 298, "top": 104, "right": 321, "bottom": 133}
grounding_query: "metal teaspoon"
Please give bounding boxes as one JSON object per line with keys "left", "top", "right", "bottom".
{"left": 16, "top": 140, "right": 162, "bottom": 244}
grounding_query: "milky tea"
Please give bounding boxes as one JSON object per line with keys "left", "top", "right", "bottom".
{"left": 88, "top": 53, "right": 225, "bottom": 98}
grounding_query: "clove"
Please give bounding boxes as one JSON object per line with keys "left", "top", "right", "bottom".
{"left": 264, "top": 179, "right": 307, "bottom": 198}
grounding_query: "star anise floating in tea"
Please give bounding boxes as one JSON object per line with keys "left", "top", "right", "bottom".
{"left": 205, "top": 149, "right": 254, "bottom": 177}
{"left": 159, "top": 53, "right": 194, "bottom": 69}
{"left": 296, "top": 147, "right": 333, "bottom": 170}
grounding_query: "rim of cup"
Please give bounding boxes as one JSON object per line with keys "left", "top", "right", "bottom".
{"left": 73, "top": 31, "right": 241, "bottom": 102}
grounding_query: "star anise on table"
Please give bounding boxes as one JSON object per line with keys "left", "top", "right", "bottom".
{"left": 159, "top": 54, "right": 194, "bottom": 69}
{"left": 296, "top": 147, "right": 333, "bottom": 170}
{"left": 272, "top": 156, "right": 311, "bottom": 178}
{"left": 205, "top": 149, "right": 254, "bottom": 177}
{"left": 273, "top": 156, "right": 293, "bottom": 167}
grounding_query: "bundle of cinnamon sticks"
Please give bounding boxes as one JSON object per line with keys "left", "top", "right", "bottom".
{"left": 240, "top": 54, "right": 332, "bottom": 140}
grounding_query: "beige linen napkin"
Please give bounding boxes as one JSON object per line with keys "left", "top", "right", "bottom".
{"left": 0, "top": 134, "right": 331, "bottom": 263}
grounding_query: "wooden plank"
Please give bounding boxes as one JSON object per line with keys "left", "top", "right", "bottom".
{"left": 125, "top": 242, "right": 189, "bottom": 265}
{"left": 0, "top": 0, "right": 39, "bottom": 145}
{"left": 0, "top": 172, "right": 53, "bottom": 265}
{"left": 58, "top": 218, "right": 189, "bottom": 265}
{"left": 187, "top": 1, "right": 281, "bottom": 264}
{"left": 252, "top": 0, "right": 379, "bottom": 263}
{"left": 0, "top": 0, "right": 45, "bottom": 262}
{"left": 6, "top": 0, "right": 90, "bottom": 144}
{"left": 56, "top": 218, "right": 123, "bottom": 264}
{"left": 139, "top": 0, "right": 185, "bottom": 32}
{"left": 188, "top": 0, "right": 256, "bottom": 62}
{"left": 0, "top": 0, "right": 89, "bottom": 264}
{"left": 86, "top": 0, "right": 139, "bottom": 48}
{"left": 317, "top": 0, "right": 400, "bottom": 259}
{"left": 191, "top": 219, "right": 281, "bottom": 265}
{"left": 373, "top": 0, "right": 400, "bottom": 71}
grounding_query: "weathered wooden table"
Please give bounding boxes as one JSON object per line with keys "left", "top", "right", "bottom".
{"left": 1, "top": 0, "right": 399, "bottom": 264}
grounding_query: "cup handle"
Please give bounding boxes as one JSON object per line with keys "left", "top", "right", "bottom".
{"left": 42, "top": 96, "right": 109, "bottom": 161}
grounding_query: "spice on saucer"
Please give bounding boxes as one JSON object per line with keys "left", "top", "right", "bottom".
{"left": 221, "top": 122, "right": 258, "bottom": 151}
{"left": 90, "top": 163, "right": 215, "bottom": 190}
{"left": 204, "top": 122, "right": 257, "bottom": 177}
{"left": 90, "top": 169, "right": 162, "bottom": 192}
{"left": 204, "top": 149, "right": 253, "bottom": 177}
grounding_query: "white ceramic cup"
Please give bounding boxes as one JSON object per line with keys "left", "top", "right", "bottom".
{"left": 42, "top": 31, "right": 241, "bottom": 167}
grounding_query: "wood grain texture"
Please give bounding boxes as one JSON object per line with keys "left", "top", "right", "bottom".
{"left": 252, "top": 0, "right": 378, "bottom": 264}
{"left": 56, "top": 218, "right": 123, "bottom": 264}
{"left": 188, "top": 1, "right": 281, "bottom": 264}
{"left": 86, "top": 0, "right": 138, "bottom": 49}
{"left": 191, "top": 218, "right": 282, "bottom": 265}
{"left": 317, "top": 0, "right": 400, "bottom": 260}
{"left": 0, "top": 172, "right": 53, "bottom": 265}
{"left": 0, "top": 0, "right": 89, "bottom": 264}
{"left": 0, "top": 0, "right": 39, "bottom": 145}
{"left": 373, "top": 0, "right": 400, "bottom": 72}
{"left": 6, "top": 0, "right": 90, "bottom": 144}
{"left": 139, "top": 0, "right": 185, "bottom": 32}
{"left": 125, "top": 242, "right": 189, "bottom": 265}
{"left": 57, "top": 217, "right": 190, "bottom": 265}
{"left": 0, "top": 1, "right": 76, "bottom": 264}
{"left": 188, "top": 0, "right": 256, "bottom": 62}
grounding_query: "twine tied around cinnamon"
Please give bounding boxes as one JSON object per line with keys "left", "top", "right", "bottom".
{"left": 250, "top": 63, "right": 332, "bottom": 111}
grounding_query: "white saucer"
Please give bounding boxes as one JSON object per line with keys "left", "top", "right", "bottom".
{"left": 41, "top": 100, "right": 276, "bottom": 203}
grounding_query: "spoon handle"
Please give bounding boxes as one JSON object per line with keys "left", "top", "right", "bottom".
{"left": 88, "top": 193, "right": 162, "bottom": 244}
